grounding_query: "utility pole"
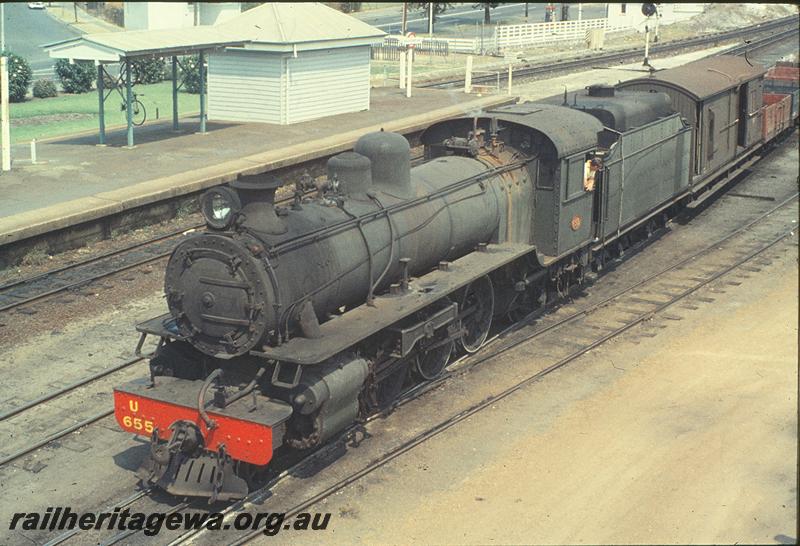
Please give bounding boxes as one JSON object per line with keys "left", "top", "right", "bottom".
{"left": 1, "top": 56, "right": 11, "bottom": 171}
{"left": 406, "top": 48, "right": 413, "bottom": 98}
{"left": 654, "top": 10, "right": 660, "bottom": 42}
{"left": 524, "top": 3, "right": 528, "bottom": 20}
{"left": 428, "top": 3, "right": 433, "bottom": 35}
{"left": 1, "top": 3, "right": 5, "bottom": 53}
{"left": 399, "top": 47, "right": 406, "bottom": 89}
{"left": 73, "top": 2, "right": 78, "bottom": 23}
{"left": 401, "top": 2, "right": 407, "bottom": 34}
{"left": 545, "top": 3, "right": 554, "bottom": 22}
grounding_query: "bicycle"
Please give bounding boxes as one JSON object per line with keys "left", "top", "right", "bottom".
{"left": 121, "top": 92, "right": 147, "bottom": 127}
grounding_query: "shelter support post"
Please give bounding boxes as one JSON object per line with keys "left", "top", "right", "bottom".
{"left": 96, "top": 64, "right": 106, "bottom": 145}
{"left": 171, "top": 56, "right": 179, "bottom": 131}
{"left": 125, "top": 58, "right": 134, "bottom": 147}
{"left": 199, "top": 51, "right": 206, "bottom": 134}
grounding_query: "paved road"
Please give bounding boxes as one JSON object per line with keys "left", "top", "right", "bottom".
{"left": 2, "top": 2, "right": 78, "bottom": 79}
{"left": 355, "top": 2, "right": 607, "bottom": 35}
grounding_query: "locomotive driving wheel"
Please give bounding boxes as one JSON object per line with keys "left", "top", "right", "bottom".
{"left": 459, "top": 275, "right": 494, "bottom": 353}
{"left": 413, "top": 299, "right": 456, "bottom": 381}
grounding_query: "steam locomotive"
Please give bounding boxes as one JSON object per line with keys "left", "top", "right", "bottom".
{"left": 113, "top": 55, "right": 796, "bottom": 501}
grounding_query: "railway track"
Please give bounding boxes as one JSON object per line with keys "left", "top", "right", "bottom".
{"left": 1, "top": 132, "right": 795, "bottom": 470}
{"left": 422, "top": 15, "right": 799, "bottom": 89}
{"left": 197, "top": 194, "right": 800, "bottom": 546}
{"left": 0, "top": 155, "right": 429, "bottom": 317}
{"left": 1, "top": 18, "right": 795, "bottom": 317}
{"left": 0, "top": 18, "right": 794, "bottom": 317}
{"left": 0, "top": 48, "right": 794, "bottom": 538}
{"left": 34, "top": 159, "right": 797, "bottom": 544}
{"left": 0, "top": 227, "right": 192, "bottom": 314}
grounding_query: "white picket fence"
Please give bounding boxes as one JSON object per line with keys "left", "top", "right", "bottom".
{"left": 493, "top": 18, "right": 611, "bottom": 52}
{"left": 442, "top": 37, "right": 481, "bottom": 54}
{"left": 380, "top": 18, "right": 619, "bottom": 56}
{"left": 383, "top": 35, "right": 479, "bottom": 54}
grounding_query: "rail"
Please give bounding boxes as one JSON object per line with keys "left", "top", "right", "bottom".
{"left": 20, "top": 134, "right": 798, "bottom": 545}
{"left": 214, "top": 192, "right": 800, "bottom": 546}
{"left": 422, "top": 15, "right": 800, "bottom": 90}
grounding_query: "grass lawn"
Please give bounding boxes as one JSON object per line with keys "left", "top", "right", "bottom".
{"left": 9, "top": 81, "right": 201, "bottom": 144}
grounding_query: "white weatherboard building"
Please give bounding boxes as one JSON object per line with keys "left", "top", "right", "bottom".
{"left": 606, "top": 3, "right": 707, "bottom": 32}
{"left": 124, "top": 2, "right": 243, "bottom": 30}
{"left": 207, "top": 3, "right": 385, "bottom": 125}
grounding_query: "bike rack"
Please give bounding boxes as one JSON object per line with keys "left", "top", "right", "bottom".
{"left": 94, "top": 53, "right": 208, "bottom": 148}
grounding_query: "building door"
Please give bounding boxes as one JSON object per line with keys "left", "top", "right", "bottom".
{"left": 737, "top": 83, "right": 748, "bottom": 147}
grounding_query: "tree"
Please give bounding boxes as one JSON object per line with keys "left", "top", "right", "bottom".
{"left": 181, "top": 55, "right": 206, "bottom": 94}
{"left": 54, "top": 58, "right": 96, "bottom": 94}
{"left": 322, "top": 2, "right": 361, "bottom": 13}
{"left": 474, "top": 2, "right": 500, "bottom": 24}
{"left": 411, "top": 3, "right": 452, "bottom": 33}
{"left": 0, "top": 51, "right": 33, "bottom": 102}
{"left": 131, "top": 58, "right": 166, "bottom": 84}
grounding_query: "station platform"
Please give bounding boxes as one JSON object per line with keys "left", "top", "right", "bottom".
{"left": 0, "top": 87, "right": 515, "bottom": 251}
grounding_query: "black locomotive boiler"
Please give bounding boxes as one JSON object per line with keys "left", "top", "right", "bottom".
{"left": 114, "top": 56, "right": 779, "bottom": 501}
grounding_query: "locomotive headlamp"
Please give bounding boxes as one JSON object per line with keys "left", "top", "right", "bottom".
{"left": 201, "top": 186, "right": 241, "bottom": 229}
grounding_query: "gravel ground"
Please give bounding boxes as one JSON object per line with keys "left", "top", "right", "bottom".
{"left": 0, "top": 134, "right": 795, "bottom": 544}
{"left": 0, "top": 32, "right": 796, "bottom": 545}
{"left": 0, "top": 214, "right": 201, "bottom": 284}
{"left": 373, "top": 4, "right": 798, "bottom": 86}
{"left": 286, "top": 239, "right": 796, "bottom": 545}
{"left": 0, "top": 259, "right": 165, "bottom": 350}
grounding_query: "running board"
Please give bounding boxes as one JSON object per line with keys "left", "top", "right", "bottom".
{"left": 252, "top": 243, "right": 534, "bottom": 365}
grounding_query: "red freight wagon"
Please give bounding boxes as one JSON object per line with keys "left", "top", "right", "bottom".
{"left": 764, "top": 64, "right": 799, "bottom": 96}
{"left": 762, "top": 93, "right": 793, "bottom": 142}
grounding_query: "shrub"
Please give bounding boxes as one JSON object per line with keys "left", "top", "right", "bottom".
{"left": 181, "top": 55, "right": 206, "bottom": 94}
{"left": 55, "top": 58, "right": 97, "bottom": 94}
{"left": 32, "top": 79, "right": 58, "bottom": 98}
{"left": 131, "top": 57, "right": 166, "bottom": 84}
{"left": 0, "top": 50, "right": 33, "bottom": 102}
{"left": 325, "top": 2, "right": 362, "bottom": 12}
